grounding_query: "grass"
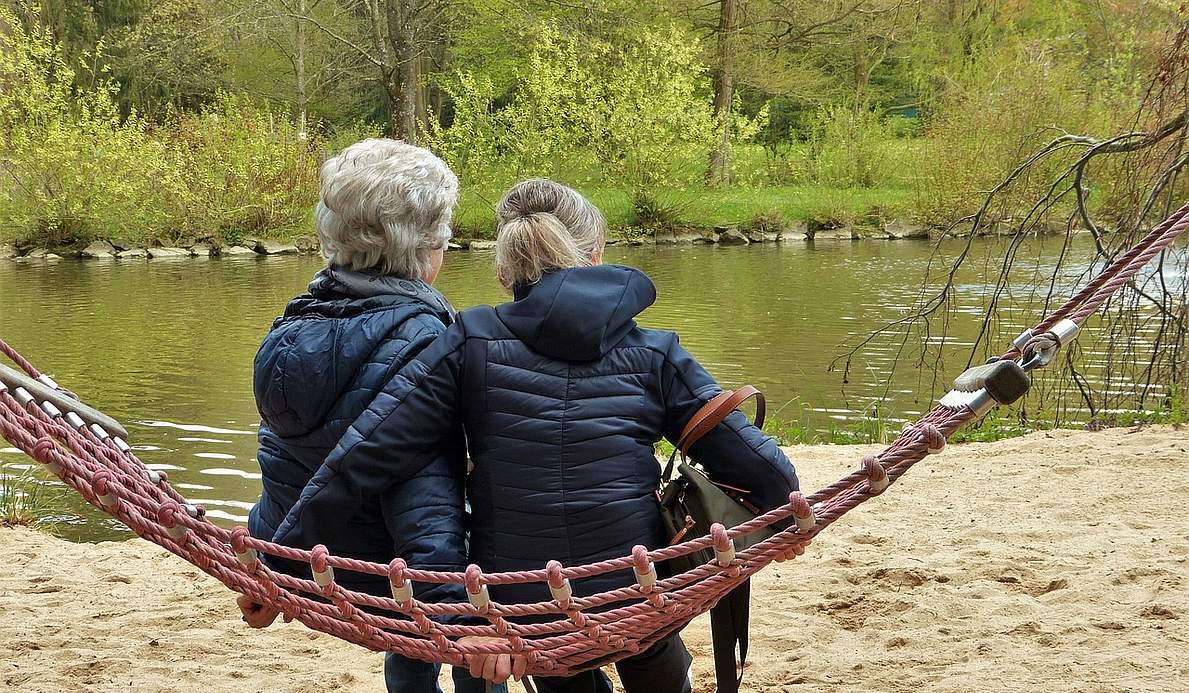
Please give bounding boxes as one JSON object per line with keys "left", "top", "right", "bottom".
{"left": 453, "top": 184, "right": 914, "bottom": 239}
{"left": 0, "top": 467, "right": 62, "bottom": 529}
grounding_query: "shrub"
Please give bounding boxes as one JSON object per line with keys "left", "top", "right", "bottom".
{"left": 805, "top": 103, "right": 896, "bottom": 188}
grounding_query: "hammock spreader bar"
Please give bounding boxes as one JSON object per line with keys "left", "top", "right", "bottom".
{"left": 0, "top": 203, "right": 1185, "bottom": 677}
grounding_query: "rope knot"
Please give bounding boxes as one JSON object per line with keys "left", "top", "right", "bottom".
{"left": 32, "top": 436, "right": 56, "bottom": 459}
{"left": 631, "top": 545, "right": 657, "bottom": 590}
{"left": 920, "top": 423, "right": 946, "bottom": 453}
{"left": 229, "top": 527, "right": 257, "bottom": 568}
{"left": 310, "top": 545, "right": 335, "bottom": 594}
{"left": 710, "top": 524, "right": 735, "bottom": 567}
{"left": 92, "top": 471, "right": 118, "bottom": 509}
{"left": 789, "top": 492, "right": 816, "bottom": 531}
{"left": 157, "top": 501, "right": 188, "bottom": 540}
{"left": 464, "top": 564, "right": 490, "bottom": 611}
{"left": 546, "top": 560, "right": 572, "bottom": 606}
{"left": 861, "top": 455, "right": 889, "bottom": 493}
{"left": 388, "top": 558, "right": 412, "bottom": 605}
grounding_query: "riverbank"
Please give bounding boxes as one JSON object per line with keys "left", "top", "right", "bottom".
{"left": 2, "top": 425, "right": 1185, "bottom": 691}
{"left": 0, "top": 214, "right": 1091, "bottom": 262}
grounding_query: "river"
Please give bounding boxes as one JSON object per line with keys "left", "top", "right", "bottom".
{"left": 0, "top": 236, "right": 1181, "bottom": 540}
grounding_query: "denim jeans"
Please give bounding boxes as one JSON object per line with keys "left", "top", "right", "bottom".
{"left": 383, "top": 653, "right": 509, "bottom": 693}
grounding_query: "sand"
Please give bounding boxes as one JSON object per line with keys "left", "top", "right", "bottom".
{"left": 1, "top": 425, "right": 1186, "bottom": 692}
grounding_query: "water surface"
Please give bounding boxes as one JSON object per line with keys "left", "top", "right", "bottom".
{"left": 0, "top": 237, "right": 1179, "bottom": 540}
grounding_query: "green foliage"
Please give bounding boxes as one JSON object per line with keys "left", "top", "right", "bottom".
{"left": 430, "top": 21, "right": 736, "bottom": 193}
{"left": 0, "top": 5, "right": 321, "bottom": 247}
{"left": 0, "top": 5, "right": 168, "bottom": 246}
{"left": 160, "top": 94, "right": 324, "bottom": 242}
{"left": 911, "top": 38, "right": 1117, "bottom": 226}
{"left": 108, "top": 0, "right": 228, "bottom": 116}
{"left": 805, "top": 103, "right": 898, "bottom": 188}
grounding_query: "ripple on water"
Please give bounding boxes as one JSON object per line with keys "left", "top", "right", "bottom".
{"left": 193, "top": 452, "right": 237, "bottom": 460}
{"left": 144, "top": 463, "right": 185, "bottom": 471}
{"left": 199, "top": 467, "right": 262, "bottom": 480}
{"left": 138, "top": 420, "right": 255, "bottom": 435}
{"left": 174, "top": 483, "right": 214, "bottom": 491}
{"left": 178, "top": 437, "right": 235, "bottom": 444}
{"left": 201, "top": 508, "right": 249, "bottom": 523}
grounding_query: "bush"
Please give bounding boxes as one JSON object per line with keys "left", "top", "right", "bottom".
{"left": 0, "top": 6, "right": 170, "bottom": 246}
{"left": 0, "top": 6, "right": 324, "bottom": 248}
{"left": 911, "top": 44, "right": 1118, "bottom": 227}
{"left": 805, "top": 103, "right": 897, "bottom": 188}
{"left": 161, "top": 94, "right": 324, "bottom": 242}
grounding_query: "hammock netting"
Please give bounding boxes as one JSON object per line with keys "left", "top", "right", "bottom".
{"left": 1, "top": 203, "right": 1186, "bottom": 678}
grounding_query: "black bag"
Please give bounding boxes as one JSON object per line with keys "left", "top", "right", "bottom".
{"left": 657, "top": 386, "right": 774, "bottom": 693}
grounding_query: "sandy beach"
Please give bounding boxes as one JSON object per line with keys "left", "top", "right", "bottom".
{"left": 2, "top": 425, "right": 1186, "bottom": 692}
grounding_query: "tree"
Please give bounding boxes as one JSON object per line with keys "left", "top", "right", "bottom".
{"left": 272, "top": 0, "right": 447, "bottom": 141}
{"left": 108, "top": 0, "right": 229, "bottom": 116}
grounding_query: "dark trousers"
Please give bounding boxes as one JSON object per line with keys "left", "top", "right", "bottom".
{"left": 532, "top": 634, "right": 692, "bottom": 693}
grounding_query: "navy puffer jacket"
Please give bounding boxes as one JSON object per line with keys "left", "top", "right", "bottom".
{"left": 277, "top": 265, "right": 798, "bottom": 605}
{"left": 248, "top": 268, "right": 466, "bottom": 603}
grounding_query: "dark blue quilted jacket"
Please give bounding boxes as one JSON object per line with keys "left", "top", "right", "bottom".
{"left": 277, "top": 265, "right": 798, "bottom": 605}
{"left": 248, "top": 268, "right": 466, "bottom": 603}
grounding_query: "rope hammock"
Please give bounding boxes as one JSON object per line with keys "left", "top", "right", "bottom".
{"left": 1, "top": 204, "right": 1186, "bottom": 679}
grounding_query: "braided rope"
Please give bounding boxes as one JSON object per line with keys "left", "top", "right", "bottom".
{"left": 0, "top": 205, "right": 1183, "bottom": 676}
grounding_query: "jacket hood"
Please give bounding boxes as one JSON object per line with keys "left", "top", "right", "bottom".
{"left": 495, "top": 265, "right": 656, "bottom": 362}
{"left": 254, "top": 268, "right": 453, "bottom": 438}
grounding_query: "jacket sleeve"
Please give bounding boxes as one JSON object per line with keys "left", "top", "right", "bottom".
{"left": 272, "top": 322, "right": 468, "bottom": 553}
{"left": 380, "top": 451, "right": 467, "bottom": 607}
{"left": 659, "top": 335, "right": 799, "bottom": 516}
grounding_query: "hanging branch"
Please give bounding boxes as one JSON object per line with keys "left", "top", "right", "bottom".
{"left": 833, "top": 24, "right": 1189, "bottom": 426}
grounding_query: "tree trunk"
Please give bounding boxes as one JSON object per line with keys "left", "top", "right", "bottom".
{"left": 386, "top": 0, "right": 419, "bottom": 143}
{"left": 707, "top": 0, "right": 738, "bottom": 186}
{"left": 295, "top": 0, "right": 308, "bottom": 140}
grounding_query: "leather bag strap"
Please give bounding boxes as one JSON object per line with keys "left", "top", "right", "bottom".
{"left": 662, "top": 386, "right": 765, "bottom": 481}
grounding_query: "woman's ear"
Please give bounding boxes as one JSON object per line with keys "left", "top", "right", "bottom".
{"left": 590, "top": 250, "right": 604, "bottom": 265}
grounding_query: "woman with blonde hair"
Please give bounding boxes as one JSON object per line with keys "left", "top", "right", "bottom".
{"left": 277, "top": 179, "right": 799, "bottom": 691}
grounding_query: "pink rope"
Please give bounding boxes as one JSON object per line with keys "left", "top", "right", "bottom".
{"left": 0, "top": 204, "right": 1184, "bottom": 676}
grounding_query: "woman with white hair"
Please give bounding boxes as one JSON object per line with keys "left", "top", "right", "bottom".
{"left": 240, "top": 138, "right": 500, "bottom": 693}
{"left": 277, "top": 179, "right": 800, "bottom": 691}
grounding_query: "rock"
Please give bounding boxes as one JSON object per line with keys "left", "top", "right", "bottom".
{"left": 626, "top": 238, "right": 646, "bottom": 246}
{"left": 692, "top": 235, "right": 717, "bottom": 244}
{"left": 469, "top": 240, "right": 498, "bottom": 251}
{"left": 147, "top": 247, "right": 190, "bottom": 259}
{"left": 718, "top": 229, "right": 750, "bottom": 245}
{"left": 294, "top": 235, "right": 321, "bottom": 254}
{"left": 654, "top": 230, "right": 704, "bottom": 244}
{"left": 190, "top": 243, "right": 216, "bottom": 257}
{"left": 108, "top": 238, "right": 134, "bottom": 251}
{"left": 219, "top": 245, "right": 257, "bottom": 256}
{"left": 43, "top": 253, "right": 63, "bottom": 260}
{"left": 77, "top": 240, "right": 116, "bottom": 258}
{"left": 25, "top": 248, "right": 51, "bottom": 258}
{"left": 784, "top": 220, "right": 809, "bottom": 240}
{"left": 116, "top": 248, "right": 148, "bottom": 259}
{"left": 446, "top": 242, "right": 463, "bottom": 251}
{"left": 884, "top": 219, "right": 928, "bottom": 240}
{"left": 175, "top": 235, "right": 198, "bottom": 249}
{"left": 0, "top": 244, "right": 16, "bottom": 259}
{"left": 814, "top": 226, "right": 858, "bottom": 240}
{"left": 254, "top": 239, "right": 299, "bottom": 255}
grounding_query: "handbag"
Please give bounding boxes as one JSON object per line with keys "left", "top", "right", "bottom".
{"left": 658, "top": 385, "right": 775, "bottom": 574}
{"left": 657, "top": 386, "right": 775, "bottom": 693}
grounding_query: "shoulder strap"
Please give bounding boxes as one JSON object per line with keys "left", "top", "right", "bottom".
{"left": 662, "top": 386, "right": 766, "bottom": 481}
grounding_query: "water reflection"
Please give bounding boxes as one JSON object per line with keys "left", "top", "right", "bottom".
{"left": 0, "top": 236, "right": 1181, "bottom": 540}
